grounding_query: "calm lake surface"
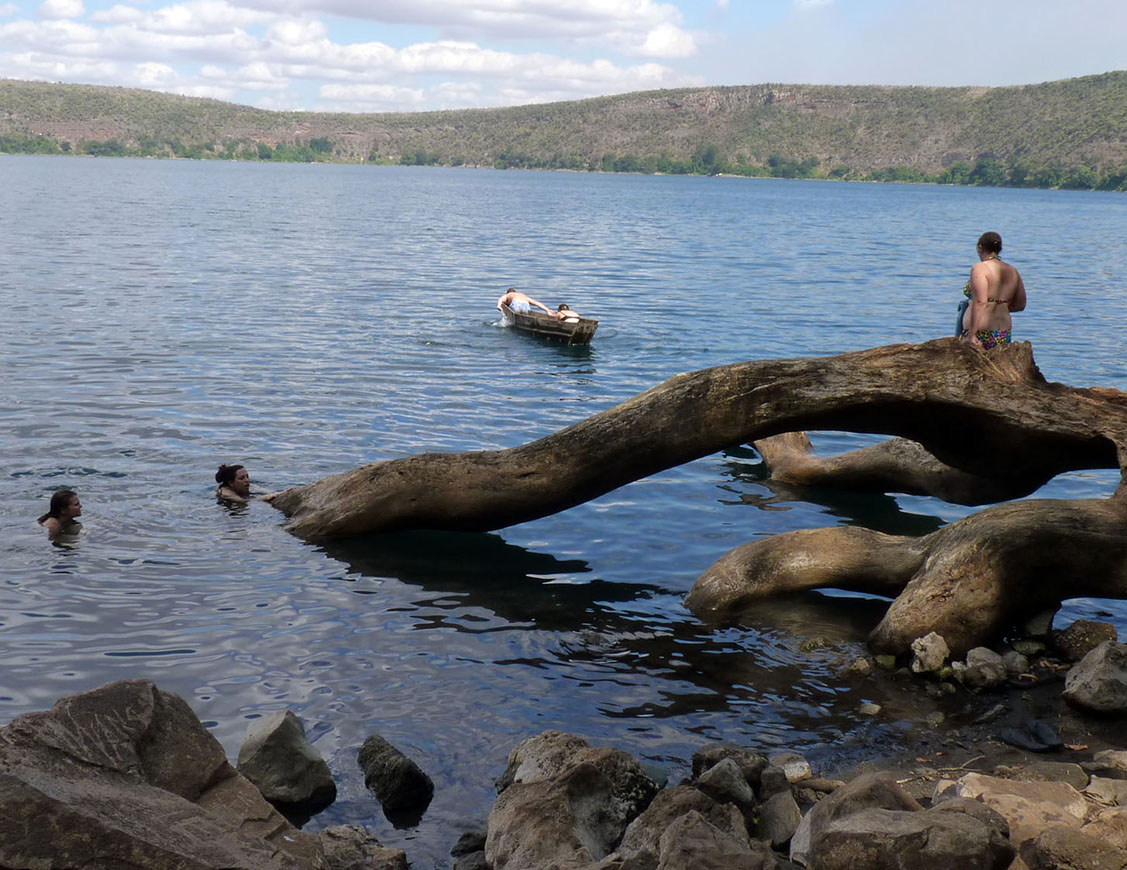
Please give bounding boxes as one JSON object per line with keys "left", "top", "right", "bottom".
{"left": 2, "top": 155, "right": 1126, "bottom": 865}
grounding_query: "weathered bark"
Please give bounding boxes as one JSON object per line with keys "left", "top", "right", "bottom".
{"left": 751, "top": 432, "right": 1055, "bottom": 505}
{"left": 268, "top": 340, "right": 1127, "bottom": 539}
{"left": 685, "top": 494, "right": 1127, "bottom": 656}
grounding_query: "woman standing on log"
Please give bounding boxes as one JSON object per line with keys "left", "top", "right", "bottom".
{"left": 960, "top": 231, "right": 1026, "bottom": 349}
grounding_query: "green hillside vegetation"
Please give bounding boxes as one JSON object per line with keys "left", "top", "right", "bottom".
{"left": 3, "top": 73, "right": 1127, "bottom": 190}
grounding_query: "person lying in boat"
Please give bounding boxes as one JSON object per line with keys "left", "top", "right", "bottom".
{"left": 497, "top": 288, "right": 557, "bottom": 317}
{"left": 555, "top": 303, "right": 581, "bottom": 322}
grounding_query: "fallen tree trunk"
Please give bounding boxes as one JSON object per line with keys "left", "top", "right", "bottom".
{"left": 685, "top": 492, "right": 1127, "bottom": 656}
{"left": 268, "top": 340, "right": 1127, "bottom": 539}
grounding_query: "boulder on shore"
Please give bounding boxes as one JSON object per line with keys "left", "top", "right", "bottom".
{"left": 357, "top": 733, "right": 434, "bottom": 815}
{"left": 486, "top": 730, "right": 660, "bottom": 870}
{"left": 0, "top": 679, "right": 405, "bottom": 870}
{"left": 1063, "top": 641, "right": 1127, "bottom": 714}
{"left": 237, "top": 709, "right": 336, "bottom": 814}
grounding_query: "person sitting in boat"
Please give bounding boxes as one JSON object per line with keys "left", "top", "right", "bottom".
{"left": 555, "top": 303, "right": 581, "bottom": 322}
{"left": 497, "top": 288, "right": 557, "bottom": 317}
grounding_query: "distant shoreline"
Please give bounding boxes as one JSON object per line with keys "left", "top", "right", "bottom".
{"left": 4, "top": 73, "right": 1127, "bottom": 192}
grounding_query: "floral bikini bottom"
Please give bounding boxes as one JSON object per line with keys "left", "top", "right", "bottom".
{"left": 975, "top": 329, "right": 1012, "bottom": 349}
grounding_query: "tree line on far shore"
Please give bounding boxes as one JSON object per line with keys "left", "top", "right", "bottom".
{"left": 4, "top": 131, "right": 1125, "bottom": 192}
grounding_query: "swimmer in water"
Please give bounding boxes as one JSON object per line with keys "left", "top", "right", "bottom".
{"left": 38, "top": 489, "right": 82, "bottom": 536}
{"left": 215, "top": 464, "right": 282, "bottom": 503}
{"left": 215, "top": 464, "right": 253, "bottom": 503}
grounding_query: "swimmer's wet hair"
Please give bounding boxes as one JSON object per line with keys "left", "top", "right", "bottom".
{"left": 38, "top": 489, "right": 77, "bottom": 523}
{"left": 215, "top": 464, "right": 244, "bottom": 486}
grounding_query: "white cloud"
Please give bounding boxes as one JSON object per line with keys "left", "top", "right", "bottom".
{"left": 638, "top": 23, "right": 696, "bottom": 58}
{"left": 134, "top": 60, "right": 177, "bottom": 85}
{"left": 241, "top": 0, "right": 696, "bottom": 55}
{"left": 92, "top": 0, "right": 275, "bottom": 35}
{"left": 1, "top": 0, "right": 708, "bottom": 111}
{"left": 793, "top": 0, "right": 833, "bottom": 7}
{"left": 37, "top": 0, "right": 84, "bottom": 19}
{"left": 267, "top": 17, "right": 326, "bottom": 45}
{"left": 0, "top": 3, "right": 20, "bottom": 17}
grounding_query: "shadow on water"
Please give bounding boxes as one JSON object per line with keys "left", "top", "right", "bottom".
{"left": 318, "top": 530, "right": 663, "bottom": 631}
{"left": 320, "top": 531, "right": 895, "bottom": 730}
{"left": 718, "top": 447, "right": 947, "bottom": 537}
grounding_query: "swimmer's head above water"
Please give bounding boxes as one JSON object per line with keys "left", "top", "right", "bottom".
{"left": 215, "top": 464, "right": 251, "bottom": 500}
{"left": 38, "top": 489, "right": 81, "bottom": 535}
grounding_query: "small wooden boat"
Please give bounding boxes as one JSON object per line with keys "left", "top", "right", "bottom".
{"left": 500, "top": 303, "right": 599, "bottom": 345}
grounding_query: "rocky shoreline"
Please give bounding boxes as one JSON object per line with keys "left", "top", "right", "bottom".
{"left": 2, "top": 624, "right": 1125, "bottom": 869}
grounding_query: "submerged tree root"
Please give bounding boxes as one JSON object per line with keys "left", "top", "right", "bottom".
{"left": 685, "top": 494, "right": 1127, "bottom": 656}
{"left": 750, "top": 431, "right": 1054, "bottom": 505}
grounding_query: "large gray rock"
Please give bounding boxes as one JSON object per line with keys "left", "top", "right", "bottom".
{"left": 1051, "top": 619, "right": 1118, "bottom": 662}
{"left": 1001, "top": 760, "right": 1089, "bottom": 790}
{"left": 961, "top": 647, "right": 1007, "bottom": 690}
{"left": 953, "top": 772, "right": 1088, "bottom": 854}
{"left": 691, "top": 742, "right": 769, "bottom": 794}
{"left": 609, "top": 784, "right": 747, "bottom": 862}
{"left": 237, "top": 710, "right": 336, "bottom": 811}
{"left": 1083, "top": 807, "right": 1127, "bottom": 850}
{"left": 357, "top": 733, "right": 434, "bottom": 814}
{"left": 756, "top": 789, "right": 803, "bottom": 847}
{"left": 496, "top": 730, "right": 593, "bottom": 792}
{"left": 696, "top": 756, "right": 755, "bottom": 807}
{"left": 808, "top": 805, "right": 1014, "bottom": 870}
{"left": 1020, "top": 825, "right": 1127, "bottom": 870}
{"left": 1086, "top": 776, "right": 1127, "bottom": 806}
{"left": 910, "top": 632, "right": 949, "bottom": 673}
{"left": 1002, "top": 650, "right": 1030, "bottom": 675}
{"left": 653, "top": 810, "right": 774, "bottom": 870}
{"left": 789, "top": 772, "right": 920, "bottom": 866}
{"left": 769, "top": 751, "right": 813, "bottom": 784}
{"left": 1063, "top": 641, "right": 1127, "bottom": 714}
{"left": 316, "top": 826, "right": 408, "bottom": 870}
{"left": 1094, "top": 750, "right": 1127, "bottom": 774}
{"left": 485, "top": 731, "right": 658, "bottom": 870}
{"left": 0, "top": 679, "right": 403, "bottom": 870}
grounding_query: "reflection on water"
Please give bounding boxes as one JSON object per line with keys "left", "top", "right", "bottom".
{"left": 3, "top": 158, "right": 1127, "bottom": 866}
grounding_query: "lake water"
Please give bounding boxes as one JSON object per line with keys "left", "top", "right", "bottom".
{"left": 2, "top": 155, "right": 1126, "bottom": 865}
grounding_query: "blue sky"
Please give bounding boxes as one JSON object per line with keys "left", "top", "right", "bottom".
{"left": 1, "top": 0, "right": 1124, "bottom": 112}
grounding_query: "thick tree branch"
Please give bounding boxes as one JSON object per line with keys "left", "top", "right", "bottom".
{"left": 268, "top": 340, "right": 1127, "bottom": 540}
{"left": 685, "top": 497, "right": 1127, "bottom": 656}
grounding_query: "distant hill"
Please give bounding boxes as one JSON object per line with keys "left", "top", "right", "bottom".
{"left": 3, "top": 73, "right": 1127, "bottom": 189}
